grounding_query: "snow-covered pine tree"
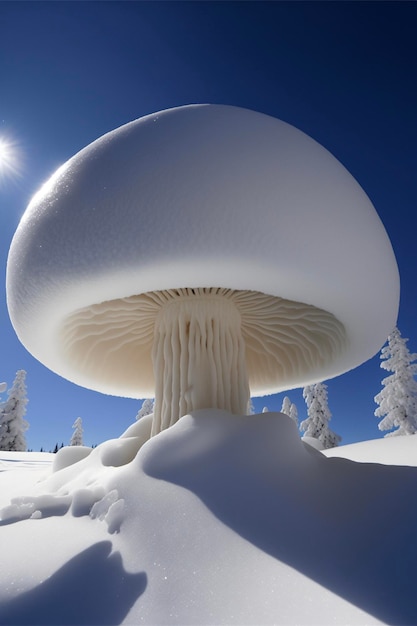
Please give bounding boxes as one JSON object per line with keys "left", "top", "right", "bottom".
{"left": 70, "top": 417, "right": 84, "bottom": 446}
{"left": 289, "top": 402, "right": 298, "bottom": 425}
{"left": 374, "top": 327, "right": 417, "bottom": 436}
{"left": 281, "top": 396, "right": 291, "bottom": 416}
{"left": 135, "top": 398, "right": 155, "bottom": 420}
{"left": 0, "top": 382, "right": 6, "bottom": 420}
{"left": 300, "top": 382, "right": 341, "bottom": 449}
{"left": 281, "top": 396, "right": 298, "bottom": 425}
{"left": 0, "top": 370, "right": 29, "bottom": 451}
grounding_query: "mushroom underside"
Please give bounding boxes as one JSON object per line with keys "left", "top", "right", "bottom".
{"left": 61, "top": 287, "right": 347, "bottom": 434}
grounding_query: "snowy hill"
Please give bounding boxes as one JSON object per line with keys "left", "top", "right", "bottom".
{"left": 324, "top": 433, "right": 417, "bottom": 466}
{"left": 0, "top": 410, "right": 416, "bottom": 625}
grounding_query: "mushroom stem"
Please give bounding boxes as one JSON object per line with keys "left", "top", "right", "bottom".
{"left": 151, "top": 291, "right": 250, "bottom": 435}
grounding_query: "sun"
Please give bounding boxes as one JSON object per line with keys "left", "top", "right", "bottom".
{"left": 0, "top": 136, "right": 22, "bottom": 184}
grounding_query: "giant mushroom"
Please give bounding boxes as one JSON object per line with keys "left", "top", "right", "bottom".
{"left": 6, "top": 105, "right": 399, "bottom": 436}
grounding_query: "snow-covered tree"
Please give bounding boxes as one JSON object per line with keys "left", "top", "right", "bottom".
{"left": 374, "top": 327, "right": 417, "bottom": 437}
{"left": 70, "top": 417, "right": 84, "bottom": 446}
{"left": 300, "top": 383, "right": 340, "bottom": 449}
{"left": 135, "top": 398, "right": 155, "bottom": 421}
{"left": 0, "top": 382, "right": 7, "bottom": 395}
{"left": 281, "top": 396, "right": 298, "bottom": 425}
{"left": 281, "top": 396, "right": 291, "bottom": 416}
{"left": 0, "top": 370, "right": 29, "bottom": 451}
{"left": 289, "top": 403, "right": 298, "bottom": 425}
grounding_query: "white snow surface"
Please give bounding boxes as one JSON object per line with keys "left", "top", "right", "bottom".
{"left": 323, "top": 433, "right": 417, "bottom": 465}
{"left": 7, "top": 104, "right": 399, "bottom": 398}
{"left": 0, "top": 409, "right": 416, "bottom": 625}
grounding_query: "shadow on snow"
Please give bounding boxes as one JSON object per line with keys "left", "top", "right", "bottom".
{"left": 143, "top": 412, "right": 417, "bottom": 625}
{"left": 0, "top": 541, "right": 147, "bottom": 626}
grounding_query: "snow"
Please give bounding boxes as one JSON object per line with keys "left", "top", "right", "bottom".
{"left": 324, "top": 433, "right": 417, "bottom": 466}
{"left": 1, "top": 409, "right": 416, "bottom": 625}
{"left": 7, "top": 105, "right": 398, "bottom": 401}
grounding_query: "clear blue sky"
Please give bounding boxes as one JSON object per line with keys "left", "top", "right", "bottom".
{"left": 0, "top": 1, "right": 416, "bottom": 450}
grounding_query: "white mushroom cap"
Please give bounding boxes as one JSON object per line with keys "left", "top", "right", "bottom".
{"left": 6, "top": 104, "right": 399, "bottom": 401}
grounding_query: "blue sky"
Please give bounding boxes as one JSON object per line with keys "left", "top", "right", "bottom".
{"left": 0, "top": 1, "right": 416, "bottom": 450}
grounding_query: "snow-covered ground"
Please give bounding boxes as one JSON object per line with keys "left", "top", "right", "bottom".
{"left": 1, "top": 410, "right": 416, "bottom": 626}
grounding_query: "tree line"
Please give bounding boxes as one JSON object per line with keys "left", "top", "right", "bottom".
{"left": 1, "top": 326, "right": 416, "bottom": 452}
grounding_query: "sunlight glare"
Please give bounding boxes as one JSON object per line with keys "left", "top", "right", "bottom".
{"left": 0, "top": 136, "right": 22, "bottom": 184}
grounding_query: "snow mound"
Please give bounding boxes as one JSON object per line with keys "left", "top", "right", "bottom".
{"left": 302, "top": 435, "right": 325, "bottom": 450}
{"left": 90, "top": 489, "right": 125, "bottom": 534}
{"left": 324, "top": 432, "right": 417, "bottom": 466}
{"left": 52, "top": 445, "right": 93, "bottom": 472}
{"left": 0, "top": 430, "right": 148, "bottom": 530}
{"left": 1, "top": 410, "right": 417, "bottom": 625}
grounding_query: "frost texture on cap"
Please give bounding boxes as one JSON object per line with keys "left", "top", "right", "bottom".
{"left": 6, "top": 104, "right": 399, "bottom": 398}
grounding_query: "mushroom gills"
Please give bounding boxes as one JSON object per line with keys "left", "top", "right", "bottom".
{"left": 60, "top": 287, "right": 347, "bottom": 436}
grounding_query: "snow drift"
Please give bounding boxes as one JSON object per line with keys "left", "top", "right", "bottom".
{"left": 1, "top": 410, "right": 417, "bottom": 625}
